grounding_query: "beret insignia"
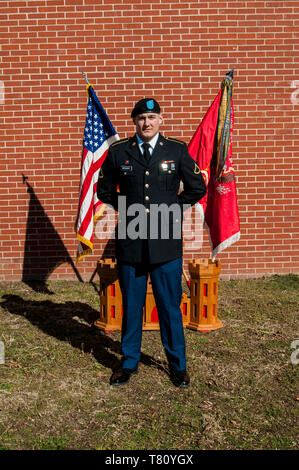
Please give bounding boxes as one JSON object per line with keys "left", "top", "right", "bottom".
{"left": 146, "top": 99, "right": 154, "bottom": 110}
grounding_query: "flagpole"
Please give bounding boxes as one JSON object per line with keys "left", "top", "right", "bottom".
{"left": 80, "top": 67, "right": 90, "bottom": 85}
{"left": 226, "top": 68, "right": 234, "bottom": 79}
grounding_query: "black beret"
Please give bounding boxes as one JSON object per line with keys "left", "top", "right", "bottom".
{"left": 131, "top": 98, "right": 161, "bottom": 118}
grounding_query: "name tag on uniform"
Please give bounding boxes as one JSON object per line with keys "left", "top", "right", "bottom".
{"left": 120, "top": 164, "right": 134, "bottom": 175}
{"left": 160, "top": 161, "right": 176, "bottom": 173}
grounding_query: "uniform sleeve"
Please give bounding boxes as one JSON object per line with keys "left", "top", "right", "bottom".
{"left": 97, "top": 149, "right": 119, "bottom": 211}
{"left": 177, "top": 143, "right": 207, "bottom": 207}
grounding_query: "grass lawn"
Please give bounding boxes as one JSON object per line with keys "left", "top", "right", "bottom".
{"left": 0, "top": 274, "right": 298, "bottom": 450}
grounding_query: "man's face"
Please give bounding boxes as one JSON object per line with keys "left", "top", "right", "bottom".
{"left": 133, "top": 113, "right": 163, "bottom": 142}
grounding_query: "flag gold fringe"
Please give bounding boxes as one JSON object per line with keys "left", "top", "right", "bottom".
{"left": 76, "top": 246, "right": 93, "bottom": 262}
{"left": 75, "top": 203, "right": 107, "bottom": 262}
{"left": 86, "top": 83, "right": 93, "bottom": 95}
{"left": 94, "top": 202, "right": 106, "bottom": 221}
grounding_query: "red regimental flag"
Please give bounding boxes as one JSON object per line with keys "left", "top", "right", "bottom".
{"left": 187, "top": 90, "right": 222, "bottom": 213}
{"left": 188, "top": 72, "right": 240, "bottom": 260}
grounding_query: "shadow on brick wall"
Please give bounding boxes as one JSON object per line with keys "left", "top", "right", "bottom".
{"left": 22, "top": 175, "right": 83, "bottom": 294}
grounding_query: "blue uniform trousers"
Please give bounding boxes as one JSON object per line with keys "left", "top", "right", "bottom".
{"left": 117, "top": 257, "right": 186, "bottom": 371}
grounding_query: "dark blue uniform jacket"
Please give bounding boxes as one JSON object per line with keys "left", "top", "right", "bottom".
{"left": 97, "top": 134, "right": 206, "bottom": 264}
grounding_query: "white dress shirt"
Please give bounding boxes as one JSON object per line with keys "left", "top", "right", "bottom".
{"left": 136, "top": 133, "right": 160, "bottom": 156}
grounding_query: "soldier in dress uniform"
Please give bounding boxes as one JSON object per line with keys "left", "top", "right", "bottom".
{"left": 97, "top": 98, "right": 206, "bottom": 387}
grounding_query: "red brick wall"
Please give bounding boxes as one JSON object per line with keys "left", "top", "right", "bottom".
{"left": 1, "top": 0, "right": 298, "bottom": 281}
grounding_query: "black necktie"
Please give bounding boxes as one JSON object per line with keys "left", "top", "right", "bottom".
{"left": 142, "top": 142, "right": 151, "bottom": 164}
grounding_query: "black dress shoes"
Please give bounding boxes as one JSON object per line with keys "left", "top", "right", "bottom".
{"left": 169, "top": 368, "right": 190, "bottom": 388}
{"left": 110, "top": 368, "right": 138, "bottom": 386}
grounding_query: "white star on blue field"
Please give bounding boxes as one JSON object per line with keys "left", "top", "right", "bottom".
{"left": 83, "top": 89, "right": 117, "bottom": 153}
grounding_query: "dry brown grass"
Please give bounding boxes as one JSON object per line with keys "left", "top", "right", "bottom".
{"left": 0, "top": 275, "right": 298, "bottom": 450}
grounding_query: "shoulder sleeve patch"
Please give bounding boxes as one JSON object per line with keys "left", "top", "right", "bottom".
{"left": 194, "top": 163, "right": 201, "bottom": 174}
{"left": 110, "top": 138, "right": 129, "bottom": 147}
{"left": 166, "top": 137, "right": 186, "bottom": 145}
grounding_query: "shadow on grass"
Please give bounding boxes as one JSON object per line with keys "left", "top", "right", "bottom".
{"left": 1, "top": 293, "right": 165, "bottom": 374}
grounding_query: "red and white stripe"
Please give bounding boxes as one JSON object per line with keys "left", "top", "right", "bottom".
{"left": 75, "top": 135, "right": 119, "bottom": 261}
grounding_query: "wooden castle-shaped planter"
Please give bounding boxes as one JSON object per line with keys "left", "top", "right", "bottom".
{"left": 94, "top": 258, "right": 223, "bottom": 333}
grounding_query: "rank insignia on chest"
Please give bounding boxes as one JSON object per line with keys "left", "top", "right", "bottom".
{"left": 161, "top": 160, "right": 176, "bottom": 173}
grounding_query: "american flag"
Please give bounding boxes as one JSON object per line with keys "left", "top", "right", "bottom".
{"left": 75, "top": 85, "right": 119, "bottom": 261}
